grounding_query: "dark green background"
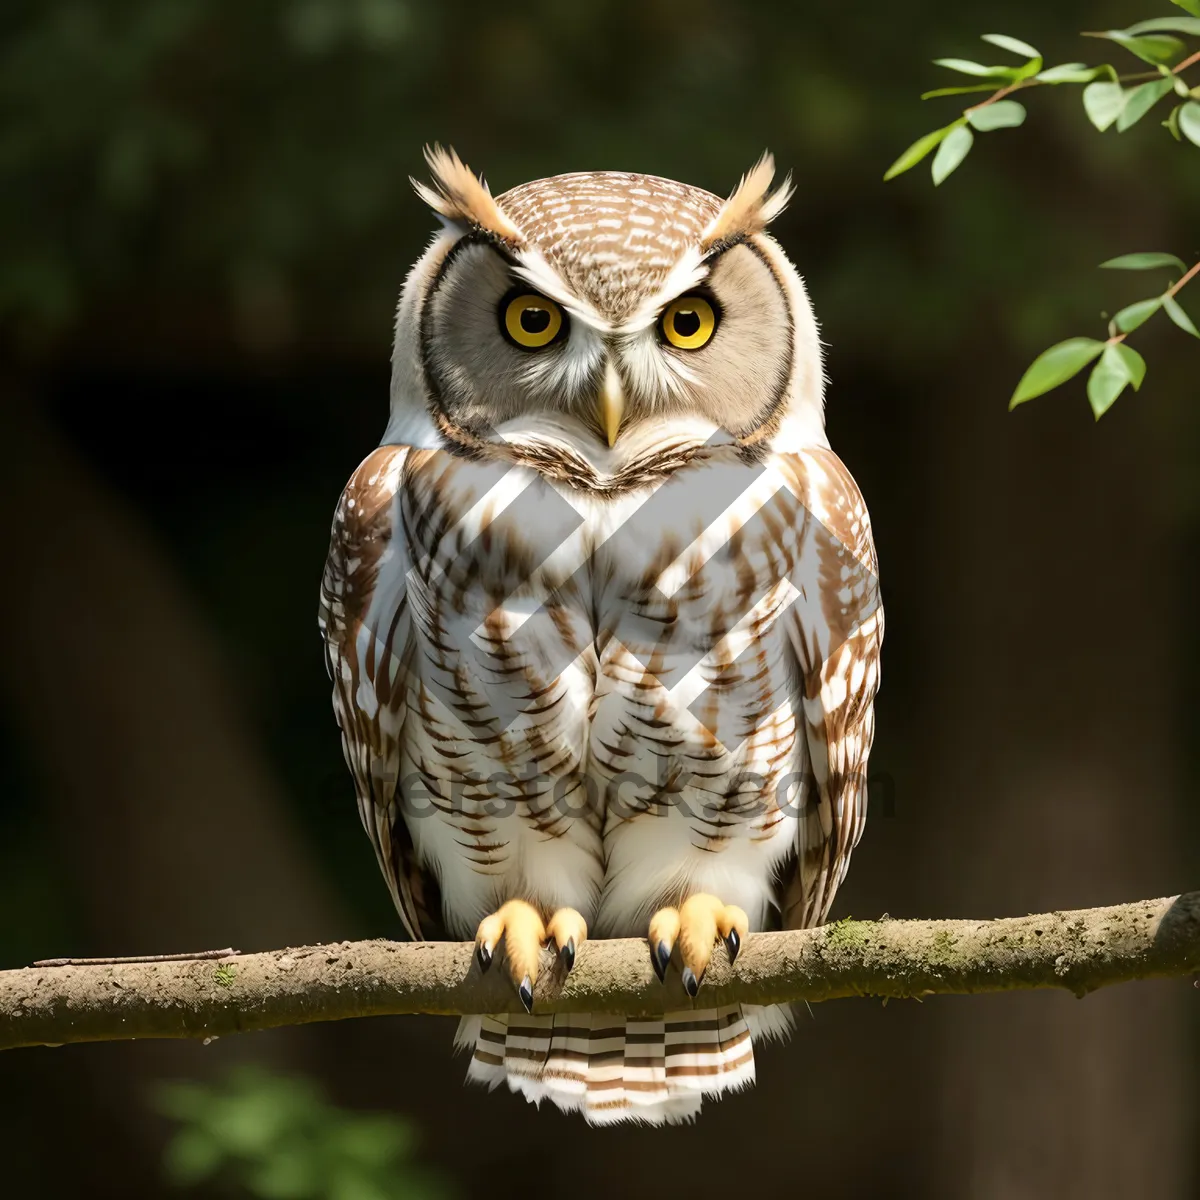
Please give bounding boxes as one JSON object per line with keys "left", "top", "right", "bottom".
{"left": 1, "top": 1, "right": 1197, "bottom": 1195}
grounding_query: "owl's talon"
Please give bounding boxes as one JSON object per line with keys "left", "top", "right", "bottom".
{"left": 473, "top": 900, "right": 546, "bottom": 998}
{"left": 519, "top": 975, "right": 534, "bottom": 1013}
{"left": 651, "top": 895, "right": 750, "bottom": 989}
{"left": 648, "top": 905, "right": 681, "bottom": 982}
{"left": 545, "top": 907, "right": 587, "bottom": 974}
{"left": 653, "top": 940, "right": 672, "bottom": 982}
{"left": 725, "top": 928, "right": 741, "bottom": 964}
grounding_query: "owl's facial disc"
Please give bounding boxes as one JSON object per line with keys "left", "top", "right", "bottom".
{"left": 419, "top": 240, "right": 606, "bottom": 437}
{"left": 610, "top": 242, "right": 793, "bottom": 440}
{"left": 419, "top": 234, "right": 794, "bottom": 449}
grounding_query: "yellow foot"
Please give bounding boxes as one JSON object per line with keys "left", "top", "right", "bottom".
{"left": 475, "top": 901, "right": 587, "bottom": 1012}
{"left": 546, "top": 906, "right": 588, "bottom": 972}
{"left": 648, "top": 894, "right": 749, "bottom": 997}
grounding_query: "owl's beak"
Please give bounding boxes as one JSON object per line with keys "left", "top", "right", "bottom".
{"left": 598, "top": 360, "right": 625, "bottom": 448}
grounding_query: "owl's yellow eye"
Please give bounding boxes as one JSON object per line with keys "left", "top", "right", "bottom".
{"left": 660, "top": 295, "right": 717, "bottom": 350}
{"left": 502, "top": 293, "right": 564, "bottom": 349}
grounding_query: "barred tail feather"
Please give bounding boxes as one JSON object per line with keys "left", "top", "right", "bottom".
{"left": 456, "top": 1004, "right": 788, "bottom": 1125}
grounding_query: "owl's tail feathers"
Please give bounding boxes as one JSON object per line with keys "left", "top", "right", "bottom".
{"left": 455, "top": 1005, "right": 792, "bottom": 1126}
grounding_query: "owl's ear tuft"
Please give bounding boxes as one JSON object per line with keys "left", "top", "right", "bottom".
{"left": 411, "top": 144, "right": 524, "bottom": 245}
{"left": 700, "top": 152, "right": 794, "bottom": 251}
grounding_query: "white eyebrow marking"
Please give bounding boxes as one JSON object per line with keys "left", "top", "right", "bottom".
{"left": 511, "top": 246, "right": 613, "bottom": 333}
{"left": 614, "top": 245, "right": 710, "bottom": 333}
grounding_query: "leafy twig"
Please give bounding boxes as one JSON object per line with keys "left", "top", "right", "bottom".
{"left": 1010, "top": 257, "right": 1199, "bottom": 418}
{"left": 886, "top": 17, "right": 1199, "bottom": 417}
{"left": 886, "top": 22, "right": 1200, "bottom": 185}
{"left": 1107, "top": 258, "right": 1200, "bottom": 348}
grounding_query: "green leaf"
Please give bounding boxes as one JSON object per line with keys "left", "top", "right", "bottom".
{"left": 1036, "top": 63, "right": 1106, "bottom": 84}
{"left": 1101, "top": 32, "right": 1188, "bottom": 66}
{"left": 1083, "top": 81, "right": 1126, "bottom": 130}
{"left": 1009, "top": 338, "right": 1106, "bottom": 408}
{"left": 1171, "top": 0, "right": 1200, "bottom": 15}
{"left": 968, "top": 100, "right": 1027, "bottom": 130}
{"left": 1166, "top": 103, "right": 1184, "bottom": 139}
{"left": 977, "top": 34, "right": 1042, "bottom": 79}
{"left": 1086, "top": 343, "right": 1146, "bottom": 419}
{"left": 921, "top": 85, "right": 997, "bottom": 98}
{"left": 1117, "top": 78, "right": 1175, "bottom": 130}
{"left": 981, "top": 33, "right": 1041, "bottom": 59}
{"left": 931, "top": 124, "right": 974, "bottom": 184}
{"left": 1100, "top": 251, "right": 1187, "bottom": 273}
{"left": 933, "top": 58, "right": 1018, "bottom": 79}
{"left": 1127, "top": 16, "right": 1200, "bottom": 35}
{"left": 1164, "top": 293, "right": 1200, "bottom": 337}
{"left": 1113, "top": 297, "right": 1163, "bottom": 333}
{"left": 1113, "top": 342, "right": 1147, "bottom": 390}
{"left": 1087, "top": 350, "right": 1129, "bottom": 418}
{"left": 1180, "top": 101, "right": 1200, "bottom": 146}
{"left": 883, "top": 123, "right": 958, "bottom": 180}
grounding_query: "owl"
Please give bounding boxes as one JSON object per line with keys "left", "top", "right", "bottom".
{"left": 319, "top": 147, "right": 882, "bottom": 1125}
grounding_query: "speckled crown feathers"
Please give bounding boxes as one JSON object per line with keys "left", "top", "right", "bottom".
{"left": 411, "top": 146, "right": 794, "bottom": 323}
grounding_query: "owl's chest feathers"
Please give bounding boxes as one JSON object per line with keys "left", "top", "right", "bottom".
{"left": 396, "top": 442, "right": 808, "bottom": 929}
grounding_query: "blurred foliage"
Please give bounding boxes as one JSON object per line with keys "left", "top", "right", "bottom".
{"left": 0, "top": 0, "right": 427, "bottom": 343}
{"left": 884, "top": 11, "right": 1199, "bottom": 415}
{"left": 157, "top": 1066, "right": 450, "bottom": 1200}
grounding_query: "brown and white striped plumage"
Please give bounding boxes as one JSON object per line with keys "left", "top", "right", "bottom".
{"left": 320, "top": 147, "right": 882, "bottom": 1124}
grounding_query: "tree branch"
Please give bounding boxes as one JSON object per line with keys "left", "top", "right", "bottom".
{"left": 3, "top": 893, "right": 1197, "bottom": 1052}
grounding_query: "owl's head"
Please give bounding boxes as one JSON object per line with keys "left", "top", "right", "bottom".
{"left": 386, "top": 147, "right": 825, "bottom": 459}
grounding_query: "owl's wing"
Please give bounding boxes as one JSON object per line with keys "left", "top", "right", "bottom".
{"left": 775, "top": 448, "right": 884, "bottom": 930}
{"left": 318, "top": 444, "right": 441, "bottom": 941}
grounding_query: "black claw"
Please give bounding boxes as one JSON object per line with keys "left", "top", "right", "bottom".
{"left": 518, "top": 975, "right": 534, "bottom": 1013}
{"left": 560, "top": 938, "right": 575, "bottom": 972}
{"left": 476, "top": 944, "right": 492, "bottom": 973}
{"left": 653, "top": 940, "right": 672, "bottom": 982}
{"left": 725, "top": 928, "right": 741, "bottom": 964}
{"left": 681, "top": 967, "right": 700, "bottom": 997}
